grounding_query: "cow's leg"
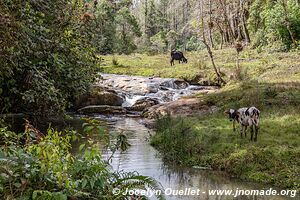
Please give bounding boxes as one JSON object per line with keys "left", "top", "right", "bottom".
{"left": 244, "top": 126, "right": 248, "bottom": 138}
{"left": 170, "top": 58, "right": 174, "bottom": 66}
{"left": 254, "top": 125, "right": 259, "bottom": 142}
{"left": 179, "top": 60, "right": 181, "bottom": 64}
{"left": 250, "top": 125, "right": 254, "bottom": 141}
{"left": 233, "top": 120, "right": 236, "bottom": 132}
{"left": 240, "top": 125, "right": 244, "bottom": 138}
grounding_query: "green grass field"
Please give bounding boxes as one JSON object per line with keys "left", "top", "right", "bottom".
{"left": 150, "top": 80, "right": 300, "bottom": 189}
{"left": 100, "top": 48, "right": 300, "bottom": 84}
{"left": 151, "top": 109, "right": 300, "bottom": 189}
{"left": 100, "top": 48, "right": 300, "bottom": 190}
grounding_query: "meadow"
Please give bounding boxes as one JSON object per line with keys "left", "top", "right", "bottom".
{"left": 100, "top": 49, "right": 300, "bottom": 84}
{"left": 102, "top": 48, "right": 300, "bottom": 190}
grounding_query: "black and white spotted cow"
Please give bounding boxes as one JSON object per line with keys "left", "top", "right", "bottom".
{"left": 225, "top": 107, "right": 260, "bottom": 141}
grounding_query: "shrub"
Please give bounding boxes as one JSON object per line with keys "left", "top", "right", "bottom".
{"left": 112, "top": 56, "right": 119, "bottom": 66}
{"left": 0, "top": 121, "right": 165, "bottom": 199}
{"left": 233, "top": 66, "right": 250, "bottom": 81}
{"left": 0, "top": 0, "right": 97, "bottom": 116}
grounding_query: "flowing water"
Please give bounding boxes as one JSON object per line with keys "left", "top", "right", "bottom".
{"left": 93, "top": 116, "right": 296, "bottom": 200}
{"left": 90, "top": 74, "right": 298, "bottom": 200}
{"left": 6, "top": 74, "right": 296, "bottom": 200}
{"left": 97, "top": 73, "right": 217, "bottom": 107}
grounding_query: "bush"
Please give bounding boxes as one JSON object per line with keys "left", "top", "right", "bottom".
{"left": 249, "top": 0, "right": 300, "bottom": 50}
{"left": 233, "top": 66, "right": 250, "bottom": 81}
{"left": 0, "top": 120, "right": 165, "bottom": 199}
{"left": 112, "top": 56, "right": 119, "bottom": 66}
{"left": 0, "top": 0, "right": 96, "bottom": 116}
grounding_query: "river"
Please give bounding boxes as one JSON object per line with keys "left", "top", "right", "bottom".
{"left": 80, "top": 74, "right": 297, "bottom": 200}
{"left": 6, "top": 74, "right": 296, "bottom": 200}
{"left": 81, "top": 115, "right": 295, "bottom": 200}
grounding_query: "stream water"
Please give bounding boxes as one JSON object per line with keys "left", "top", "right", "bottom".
{"left": 97, "top": 73, "right": 217, "bottom": 107}
{"left": 89, "top": 115, "right": 295, "bottom": 200}
{"left": 90, "top": 74, "right": 297, "bottom": 200}
{"left": 5, "top": 74, "right": 297, "bottom": 199}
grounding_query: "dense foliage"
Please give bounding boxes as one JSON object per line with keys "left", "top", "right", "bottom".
{"left": 131, "top": 0, "right": 300, "bottom": 52}
{"left": 0, "top": 120, "right": 164, "bottom": 199}
{"left": 0, "top": 0, "right": 142, "bottom": 116}
{"left": 0, "top": 0, "right": 99, "bottom": 115}
{"left": 249, "top": 0, "right": 300, "bottom": 50}
{"left": 87, "top": 0, "right": 141, "bottom": 54}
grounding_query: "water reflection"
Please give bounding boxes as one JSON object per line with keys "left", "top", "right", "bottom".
{"left": 98, "top": 117, "right": 297, "bottom": 200}
{"left": 4, "top": 114, "right": 297, "bottom": 199}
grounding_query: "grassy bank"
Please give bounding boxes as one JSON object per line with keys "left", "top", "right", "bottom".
{"left": 150, "top": 81, "right": 300, "bottom": 190}
{"left": 102, "top": 49, "right": 300, "bottom": 190}
{"left": 151, "top": 109, "right": 300, "bottom": 189}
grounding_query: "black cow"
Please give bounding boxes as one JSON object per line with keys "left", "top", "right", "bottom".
{"left": 170, "top": 50, "right": 188, "bottom": 66}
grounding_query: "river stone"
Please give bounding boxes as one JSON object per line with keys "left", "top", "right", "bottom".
{"left": 143, "top": 98, "right": 219, "bottom": 118}
{"left": 144, "top": 84, "right": 159, "bottom": 93}
{"left": 75, "top": 87, "right": 124, "bottom": 109}
{"left": 77, "top": 105, "right": 126, "bottom": 115}
{"left": 127, "top": 97, "right": 160, "bottom": 112}
{"left": 141, "top": 119, "right": 157, "bottom": 129}
{"left": 159, "top": 79, "right": 189, "bottom": 89}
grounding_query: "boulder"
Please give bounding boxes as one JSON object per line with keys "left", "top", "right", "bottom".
{"left": 159, "top": 79, "right": 189, "bottom": 89}
{"left": 77, "top": 105, "right": 126, "bottom": 115}
{"left": 144, "top": 84, "right": 159, "bottom": 93}
{"left": 174, "top": 79, "right": 189, "bottom": 89}
{"left": 127, "top": 97, "right": 160, "bottom": 112}
{"left": 75, "top": 87, "right": 124, "bottom": 109}
{"left": 141, "top": 118, "right": 157, "bottom": 129}
{"left": 143, "top": 98, "right": 218, "bottom": 118}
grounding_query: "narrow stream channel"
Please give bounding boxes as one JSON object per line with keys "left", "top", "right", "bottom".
{"left": 89, "top": 115, "right": 295, "bottom": 200}
{"left": 6, "top": 73, "right": 296, "bottom": 200}
{"left": 91, "top": 74, "right": 297, "bottom": 200}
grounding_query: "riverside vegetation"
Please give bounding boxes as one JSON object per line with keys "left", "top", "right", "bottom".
{"left": 0, "top": 119, "right": 164, "bottom": 199}
{"left": 103, "top": 49, "right": 300, "bottom": 190}
{"left": 1, "top": 0, "right": 300, "bottom": 198}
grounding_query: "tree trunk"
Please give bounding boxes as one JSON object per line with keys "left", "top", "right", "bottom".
{"left": 208, "top": 0, "right": 215, "bottom": 49}
{"left": 220, "top": 33, "right": 224, "bottom": 49}
{"left": 202, "top": 39, "right": 226, "bottom": 85}
{"left": 241, "top": 12, "right": 251, "bottom": 43}
{"left": 281, "top": 0, "right": 296, "bottom": 45}
{"left": 199, "top": 0, "right": 225, "bottom": 85}
{"left": 216, "top": 22, "right": 224, "bottom": 49}
{"left": 218, "top": 0, "right": 235, "bottom": 43}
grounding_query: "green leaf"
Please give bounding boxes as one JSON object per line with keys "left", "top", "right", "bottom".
{"left": 14, "top": 182, "right": 21, "bottom": 188}
{"left": 79, "top": 143, "right": 86, "bottom": 151}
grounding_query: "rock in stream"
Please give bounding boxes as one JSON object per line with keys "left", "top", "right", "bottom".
{"left": 77, "top": 73, "right": 218, "bottom": 115}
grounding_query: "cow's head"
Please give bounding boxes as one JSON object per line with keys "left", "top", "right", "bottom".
{"left": 224, "top": 109, "right": 238, "bottom": 121}
{"left": 182, "top": 57, "right": 188, "bottom": 63}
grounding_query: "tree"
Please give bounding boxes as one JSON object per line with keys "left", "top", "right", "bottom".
{"left": 249, "top": 0, "right": 300, "bottom": 49}
{"left": 92, "top": 0, "right": 117, "bottom": 54}
{"left": 116, "top": 5, "right": 142, "bottom": 54}
{"left": 0, "top": 0, "right": 97, "bottom": 115}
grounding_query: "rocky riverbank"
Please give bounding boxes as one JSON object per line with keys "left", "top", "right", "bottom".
{"left": 75, "top": 73, "right": 219, "bottom": 118}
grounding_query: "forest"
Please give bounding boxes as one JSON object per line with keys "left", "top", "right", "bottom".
{"left": 0, "top": 0, "right": 299, "bottom": 199}
{"left": 1, "top": 0, "right": 300, "bottom": 115}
